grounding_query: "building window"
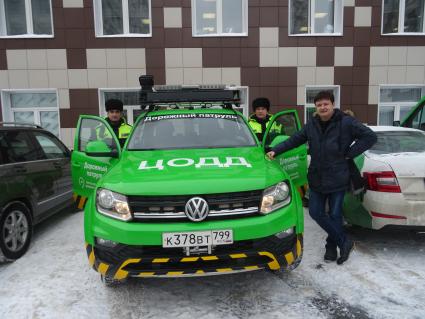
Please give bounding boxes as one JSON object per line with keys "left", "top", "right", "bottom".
{"left": 0, "top": 0, "right": 53, "bottom": 37}
{"left": 289, "top": 0, "right": 343, "bottom": 36}
{"left": 93, "top": 0, "right": 151, "bottom": 37}
{"left": 382, "top": 0, "right": 425, "bottom": 34}
{"left": 192, "top": 0, "right": 248, "bottom": 37}
{"left": 378, "top": 86, "right": 424, "bottom": 125}
{"left": 305, "top": 86, "right": 340, "bottom": 123}
{"left": 1, "top": 90, "right": 60, "bottom": 136}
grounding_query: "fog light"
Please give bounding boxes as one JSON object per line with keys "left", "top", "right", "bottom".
{"left": 274, "top": 227, "right": 294, "bottom": 239}
{"left": 96, "top": 237, "right": 118, "bottom": 248}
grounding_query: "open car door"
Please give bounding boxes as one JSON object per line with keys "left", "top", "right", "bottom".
{"left": 401, "top": 96, "right": 425, "bottom": 131}
{"left": 263, "top": 110, "right": 308, "bottom": 193}
{"left": 71, "top": 115, "right": 121, "bottom": 209}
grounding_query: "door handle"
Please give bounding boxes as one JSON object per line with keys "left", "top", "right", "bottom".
{"left": 14, "top": 165, "right": 27, "bottom": 173}
{"left": 53, "top": 161, "right": 62, "bottom": 169}
{"left": 72, "top": 163, "right": 81, "bottom": 168}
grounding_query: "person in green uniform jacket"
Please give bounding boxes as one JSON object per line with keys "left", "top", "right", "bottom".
{"left": 248, "top": 97, "right": 280, "bottom": 142}
{"left": 97, "top": 99, "right": 132, "bottom": 147}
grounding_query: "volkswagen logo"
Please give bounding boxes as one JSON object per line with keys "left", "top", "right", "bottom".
{"left": 185, "top": 197, "right": 209, "bottom": 222}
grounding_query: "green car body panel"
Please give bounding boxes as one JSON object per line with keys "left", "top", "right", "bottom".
{"left": 72, "top": 108, "right": 307, "bottom": 278}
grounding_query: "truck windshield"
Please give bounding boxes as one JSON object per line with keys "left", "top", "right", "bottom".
{"left": 368, "top": 131, "right": 425, "bottom": 154}
{"left": 127, "top": 113, "right": 257, "bottom": 150}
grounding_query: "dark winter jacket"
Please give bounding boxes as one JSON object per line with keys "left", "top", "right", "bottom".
{"left": 271, "top": 109, "right": 377, "bottom": 193}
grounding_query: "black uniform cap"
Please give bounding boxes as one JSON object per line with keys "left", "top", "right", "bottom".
{"left": 252, "top": 97, "right": 270, "bottom": 111}
{"left": 105, "top": 99, "right": 124, "bottom": 112}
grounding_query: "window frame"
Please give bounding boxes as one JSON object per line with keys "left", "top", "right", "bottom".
{"left": 191, "top": 0, "right": 248, "bottom": 37}
{"left": 377, "top": 85, "right": 425, "bottom": 125}
{"left": 288, "top": 0, "right": 343, "bottom": 36}
{"left": 93, "top": 0, "right": 152, "bottom": 38}
{"left": 0, "top": 0, "right": 54, "bottom": 38}
{"left": 0, "top": 89, "right": 61, "bottom": 138}
{"left": 304, "top": 85, "right": 341, "bottom": 123}
{"left": 99, "top": 86, "right": 250, "bottom": 124}
{"left": 381, "top": 0, "right": 425, "bottom": 35}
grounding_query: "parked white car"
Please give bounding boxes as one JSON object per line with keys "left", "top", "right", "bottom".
{"left": 343, "top": 126, "right": 425, "bottom": 230}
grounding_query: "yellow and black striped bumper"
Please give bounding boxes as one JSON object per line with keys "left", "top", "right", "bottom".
{"left": 85, "top": 234, "right": 303, "bottom": 279}
{"left": 73, "top": 193, "right": 87, "bottom": 210}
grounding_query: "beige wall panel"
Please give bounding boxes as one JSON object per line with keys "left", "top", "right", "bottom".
{"left": 202, "top": 68, "right": 222, "bottom": 84}
{"left": 107, "top": 69, "right": 127, "bottom": 87}
{"left": 315, "top": 67, "right": 334, "bottom": 85}
{"left": 6, "top": 50, "right": 27, "bottom": 69}
{"left": 125, "top": 49, "right": 146, "bottom": 69}
{"left": 8, "top": 70, "right": 29, "bottom": 88}
{"left": 221, "top": 68, "right": 241, "bottom": 86}
{"left": 47, "top": 49, "right": 67, "bottom": 69}
{"left": 370, "top": 47, "right": 389, "bottom": 66}
{"left": 387, "top": 66, "right": 406, "bottom": 84}
{"left": 166, "top": 68, "right": 184, "bottom": 84}
{"left": 48, "top": 70, "right": 69, "bottom": 88}
{"left": 297, "top": 67, "right": 316, "bottom": 86}
{"left": 106, "top": 49, "right": 126, "bottom": 69}
{"left": 29, "top": 70, "right": 49, "bottom": 88}
{"left": 278, "top": 47, "right": 297, "bottom": 67}
{"left": 354, "top": 7, "right": 372, "bottom": 27}
{"left": 164, "top": 7, "right": 182, "bottom": 28}
{"left": 183, "top": 68, "right": 202, "bottom": 85}
{"left": 68, "top": 69, "right": 88, "bottom": 89}
{"left": 88, "top": 69, "right": 108, "bottom": 88}
{"left": 406, "top": 66, "right": 425, "bottom": 84}
{"left": 297, "top": 86, "right": 305, "bottom": 105}
{"left": 165, "top": 48, "right": 183, "bottom": 68}
{"left": 369, "top": 66, "right": 388, "bottom": 85}
{"left": 87, "top": 49, "right": 107, "bottom": 69}
{"left": 58, "top": 89, "right": 70, "bottom": 109}
{"left": 388, "top": 47, "right": 407, "bottom": 66}
{"left": 259, "top": 27, "right": 279, "bottom": 48}
{"left": 127, "top": 68, "right": 146, "bottom": 86}
{"left": 406, "top": 47, "right": 425, "bottom": 66}
{"left": 0, "top": 71, "right": 9, "bottom": 89}
{"left": 182, "top": 48, "right": 202, "bottom": 68}
{"left": 368, "top": 85, "right": 379, "bottom": 105}
{"left": 63, "top": 0, "right": 84, "bottom": 8}
{"left": 27, "top": 50, "right": 47, "bottom": 69}
{"left": 334, "top": 47, "right": 353, "bottom": 66}
{"left": 260, "top": 48, "right": 279, "bottom": 67}
{"left": 297, "top": 47, "right": 316, "bottom": 66}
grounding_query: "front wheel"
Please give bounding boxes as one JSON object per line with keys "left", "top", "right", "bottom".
{"left": 0, "top": 203, "right": 33, "bottom": 261}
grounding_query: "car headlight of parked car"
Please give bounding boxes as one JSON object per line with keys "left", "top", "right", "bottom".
{"left": 260, "top": 181, "right": 291, "bottom": 214}
{"left": 96, "top": 188, "right": 132, "bottom": 221}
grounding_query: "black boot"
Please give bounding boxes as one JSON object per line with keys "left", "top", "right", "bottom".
{"left": 324, "top": 244, "right": 337, "bottom": 262}
{"left": 337, "top": 240, "right": 354, "bottom": 265}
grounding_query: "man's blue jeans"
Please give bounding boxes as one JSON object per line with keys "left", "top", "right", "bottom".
{"left": 309, "top": 190, "right": 347, "bottom": 249}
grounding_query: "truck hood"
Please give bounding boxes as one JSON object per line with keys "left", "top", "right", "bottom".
{"left": 101, "top": 147, "right": 286, "bottom": 195}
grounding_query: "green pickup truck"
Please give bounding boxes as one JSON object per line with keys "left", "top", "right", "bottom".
{"left": 71, "top": 77, "right": 307, "bottom": 284}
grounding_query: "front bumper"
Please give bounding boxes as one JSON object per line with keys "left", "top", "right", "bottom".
{"left": 86, "top": 233, "right": 303, "bottom": 279}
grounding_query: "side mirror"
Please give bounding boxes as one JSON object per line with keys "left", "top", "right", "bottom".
{"left": 85, "top": 140, "right": 119, "bottom": 158}
{"left": 393, "top": 120, "right": 400, "bottom": 127}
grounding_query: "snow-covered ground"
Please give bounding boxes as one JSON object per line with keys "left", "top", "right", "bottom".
{"left": 0, "top": 209, "right": 424, "bottom": 319}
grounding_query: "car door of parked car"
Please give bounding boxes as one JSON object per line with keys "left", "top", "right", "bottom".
{"left": 71, "top": 116, "right": 122, "bottom": 208}
{"left": 0, "top": 130, "right": 56, "bottom": 220}
{"left": 263, "top": 110, "right": 308, "bottom": 190}
{"left": 31, "top": 131, "right": 73, "bottom": 214}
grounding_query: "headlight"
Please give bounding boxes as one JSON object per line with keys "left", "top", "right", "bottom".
{"left": 260, "top": 181, "right": 291, "bottom": 214}
{"left": 96, "top": 189, "right": 132, "bottom": 221}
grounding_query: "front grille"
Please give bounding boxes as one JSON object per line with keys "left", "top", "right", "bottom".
{"left": 95, "top": 232, "right": 297, "bottom": 265}
{"left": 127, "top": 190, "right": 263, "bottom": 221}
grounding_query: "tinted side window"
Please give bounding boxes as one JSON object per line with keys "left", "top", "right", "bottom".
{"left": 33, "top": 132, "right": 69, "bottom": 159}
{"left": 1, "top": 131, "right": 41, "bottom": 163}
{"left": 0, "top": 132, "right": 7, "bottom": 164}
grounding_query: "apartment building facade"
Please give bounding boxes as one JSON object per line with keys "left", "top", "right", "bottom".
{"left": 0, "top": 0, "right": 424, "bottom": 148}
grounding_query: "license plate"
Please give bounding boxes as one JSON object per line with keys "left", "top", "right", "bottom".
{"left": 162, "top": 230, "right": 233, "bottom": 248}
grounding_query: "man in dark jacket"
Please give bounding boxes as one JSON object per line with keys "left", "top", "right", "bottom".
{"left": 267, "top": 91, "right": 377, "bottom": 265}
